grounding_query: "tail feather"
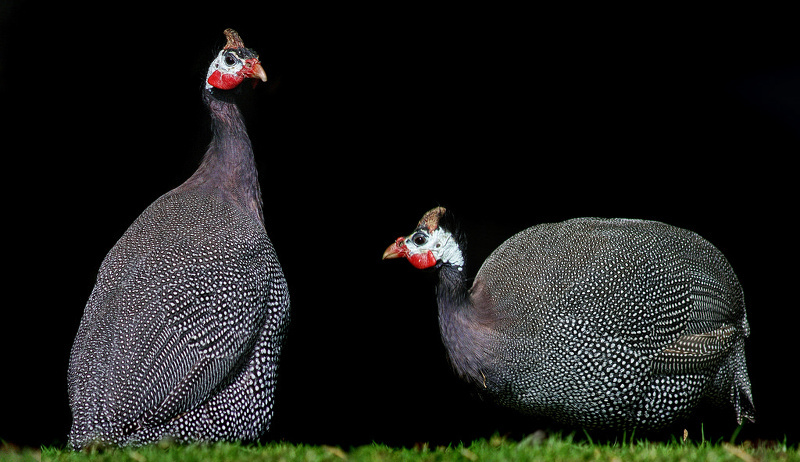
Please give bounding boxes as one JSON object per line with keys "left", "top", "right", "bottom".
{"left": 730, "top": 344, "right": 755, "bottom": 424}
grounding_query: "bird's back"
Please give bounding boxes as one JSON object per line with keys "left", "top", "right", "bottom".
{"left": 68, "top": 188, "right": 289, "bottom": 447}
{"left": 471, "top": 217, "right": 752, "bottom": 428}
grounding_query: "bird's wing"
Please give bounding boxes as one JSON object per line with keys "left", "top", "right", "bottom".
{"left": 80, "top": 215, "right": 272, "bottom": 434}
{"left": 651, "top": 240, "right": 747, "bottom": 375}
{"left": 143, "top": 226, "right": 272, "bottom": 430}
{"left": 652, "top": 326, "right": 738, "bottom": 374}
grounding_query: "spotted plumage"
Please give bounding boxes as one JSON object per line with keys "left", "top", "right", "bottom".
{"left": 68, "top": 30, "right": 288, "bottom": 449}
{"left": 384, "top": 208, "right": 754, "bottom": 429}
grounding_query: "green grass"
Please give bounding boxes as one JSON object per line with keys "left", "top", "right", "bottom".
{"left": 4, "top": 433, "right": 798, "bottom": 462}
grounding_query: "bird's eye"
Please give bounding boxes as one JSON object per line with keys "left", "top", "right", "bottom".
{"left": 413, "top": 234, "right": 428, "bottom": 246}
{"left": 224, "top": 53, "right": 237, "bottom": 66}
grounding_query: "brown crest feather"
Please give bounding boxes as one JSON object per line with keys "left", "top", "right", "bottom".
{"left": 418, "top": 207, "right": 447, "bottom": 232}
{"left": 224, "top": 28, "right": 246, "bottom": 49}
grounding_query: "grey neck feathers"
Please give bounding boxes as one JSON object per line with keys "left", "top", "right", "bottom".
{"left": 180, "top": 89, "right": 264, "bottom": 226}
{"left": 436, "top": 263, "right": 494, "bottom": 389}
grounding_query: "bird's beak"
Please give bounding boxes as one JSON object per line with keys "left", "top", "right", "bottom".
{"left": 251, "top": 62, "right": 268, "bottom": 82}
{"left": 382, "top": 237, "right": 408, "bottom": 260}
{"left": 243, "top": 59, "right": 268, "bottom": 83}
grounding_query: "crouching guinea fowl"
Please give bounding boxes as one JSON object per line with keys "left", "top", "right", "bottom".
{"left": 67, "top": 29, "right": 289, "bottom": 449}
{"left": 383, "top": 207, "right": 754, "bottom": 430}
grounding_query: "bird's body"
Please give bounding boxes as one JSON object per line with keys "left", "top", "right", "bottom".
{"left": 68, "top": 30, "right": 289, "bottom": 449}
{"left": 384, "top": 209, "right": 754, "bottom": 429}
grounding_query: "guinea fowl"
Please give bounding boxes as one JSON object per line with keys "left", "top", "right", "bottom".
{"left": 67, "top": 29, "right": 289, "bottom": 449}
{"left": 383, "top": 207, "right": 754, "bottom": 430}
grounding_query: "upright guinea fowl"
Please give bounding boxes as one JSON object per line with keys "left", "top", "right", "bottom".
{"left": 68, "top": 29, "right": 289, "bottom": 449}
{"left": 383, "top": 207, "right": 754, "bottom": 429}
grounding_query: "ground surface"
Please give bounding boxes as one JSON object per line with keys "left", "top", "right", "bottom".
{"left": 3, "top": 433, "right": 798, "bottom": 462}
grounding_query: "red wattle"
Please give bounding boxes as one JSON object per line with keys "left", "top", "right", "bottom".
{"left": 408, "top": 251, "right": 437, "bottom": 269}
{"left": 207, "top": 70, "right": 245, "bottom": 90}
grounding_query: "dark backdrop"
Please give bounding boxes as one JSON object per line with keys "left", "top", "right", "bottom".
{"left": 2, "top": 2, "right": 798, "bottom": 448}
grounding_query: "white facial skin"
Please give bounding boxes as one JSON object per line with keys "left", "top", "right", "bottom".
{"left": 405, "top": 227, "right": 465, "bottom": 269}
{"left": 205, "top": 50, "right": 247, "bottom": 90}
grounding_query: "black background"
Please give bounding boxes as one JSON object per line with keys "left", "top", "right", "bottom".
{"left": 2, "top": 2, "right": 798, "bottom": 449}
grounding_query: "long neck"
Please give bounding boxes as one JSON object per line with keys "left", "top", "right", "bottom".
{"left": 180, "top": 88, "right": 263, "bottom": 225}
{"left": 436, "top": 263, "right": 471, "bottom": 319}
{"left": 436, "top": 259, "right": 493, "bottom": 389}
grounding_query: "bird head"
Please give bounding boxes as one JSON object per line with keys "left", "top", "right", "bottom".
{"left": 205, "top": 29, "right": 267, "bottom": 91}
{"left": 382, "top": 207, "right": 465, "bottom": 270}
